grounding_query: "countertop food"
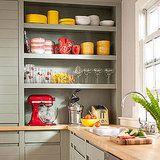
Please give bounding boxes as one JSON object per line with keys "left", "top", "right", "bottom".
{"left": 0, "top": 125, "right": 159, "bottom": 160}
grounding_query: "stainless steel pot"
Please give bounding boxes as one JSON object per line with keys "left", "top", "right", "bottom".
{"left": 68, "top": 102, "right": 83, "bottom": 124}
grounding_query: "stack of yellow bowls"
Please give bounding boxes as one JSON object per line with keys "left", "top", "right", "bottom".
{"left": 25, "top": 14, "right": 47, "bottom": 24}
{"left": 97, "top": 40, "right": 110, "bottom": 55}
{"left": 47, "top": 10, "right": 59, "bottom": 24}
{"left": 81, "top": 42, "right": 94, "bottom": 55}
{"left": 59, "top": 18, "right": 75, "bottom": 25}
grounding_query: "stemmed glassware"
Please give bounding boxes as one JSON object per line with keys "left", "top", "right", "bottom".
{"left": 83, "top": 68, "right": 92, "bottom": 84}
{"left": 104, "top": 68, "right": 114, "bottom": 84}
{"left": 93, "top": 68, "right": 102, "bottom": 84}
{"left": 74, "top": 66, "right": 83, "bottom": 83}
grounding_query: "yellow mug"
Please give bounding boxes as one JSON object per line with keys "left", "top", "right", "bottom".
{"left": 97, "top": 40, "right": 110, "bottom": 55}
{"left": 81, "top": 42, "right": 94, "bottom": 55}
{"left": 47, "top": 10, "right": 59, "bottom": 24}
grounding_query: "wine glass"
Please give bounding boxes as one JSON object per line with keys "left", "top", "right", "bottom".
{"left": 74, "top": 66, "right": 83, "bottom": 84}
{"left": 93, "top": 68, "right": 102, "bottom": 84}
{"left": 104, "top": 68, "right": 114, "bottom": 84}
{"left": 83, "top": 68, "right": 92, "bottom": 84}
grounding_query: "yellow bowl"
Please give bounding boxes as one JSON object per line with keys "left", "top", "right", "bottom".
{"left": 81, "top": 119, "right": 99, "bottom": 127}
{"left": 25, "top": 14, "right": 47, "bottom": 24}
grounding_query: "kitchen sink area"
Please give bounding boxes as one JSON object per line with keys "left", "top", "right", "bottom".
{"left": 86, "top": 126, "right": 123, "bottom": 136}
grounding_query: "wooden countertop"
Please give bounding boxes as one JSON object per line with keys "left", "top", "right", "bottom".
{"left": 0, "top": 124, "right": 159, "bottom": 160}
{"left": 0, "top": 125, "right": 68, "bottom": 131}
{"left": 68, "top": 126, "right": 160, "bottom": 160}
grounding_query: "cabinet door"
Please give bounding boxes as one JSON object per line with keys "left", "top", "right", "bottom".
{"left": 105, "top": 152, "right": 120, "bottom": 160}
{"left": 73, "top": 150, "right": 85, "bottom": 160}
{"left": 0, "top": 1, "right": 18, "bottom": 124}
{"left": 87, "top": 143, "right": 105, "bottom": 160}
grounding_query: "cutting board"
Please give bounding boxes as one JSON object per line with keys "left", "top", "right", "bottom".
{"left": 110, "top": 136, "right": 153, "bottom": 145}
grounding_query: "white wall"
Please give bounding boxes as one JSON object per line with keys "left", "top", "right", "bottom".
{"left": 122, "top": 0, "right": 137, "bottom": 117}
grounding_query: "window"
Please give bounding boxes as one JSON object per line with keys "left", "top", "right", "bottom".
{"left": 139, "top": 1, "right": 160, "bottom": 122}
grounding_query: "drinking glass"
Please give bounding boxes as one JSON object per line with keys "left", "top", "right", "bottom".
{"left": 74, "top": 66, "right": 83, "bottom": 83}
{"left": 104, "top": 68, "right": 114, "bottom": 83}
{"left": 83, "top": 68, "right": 92, "bottom": 84}
{"left": 93, "top": 68, "right": 102, "bottom": 84}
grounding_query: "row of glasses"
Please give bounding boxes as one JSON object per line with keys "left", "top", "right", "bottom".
{"left": 74, "top": 66, "right": 114, "bottom": 84}
{"left": 24, "top": 64, "right": 53, "bottom": 83}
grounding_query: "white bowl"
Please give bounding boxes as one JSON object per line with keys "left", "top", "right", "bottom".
{"left": 100, "top": 20, "right": 114, "bottom": 26}
{"left": 75, "top": 16, "right": 90, "bottom": 25}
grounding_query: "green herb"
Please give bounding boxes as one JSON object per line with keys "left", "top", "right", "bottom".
{"left": 132, "top": 88, "right": 160, "bottom": 133}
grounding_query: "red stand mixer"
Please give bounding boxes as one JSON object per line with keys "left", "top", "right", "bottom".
{"left": 27, "top": 94, "right": 56, "bottom": 126}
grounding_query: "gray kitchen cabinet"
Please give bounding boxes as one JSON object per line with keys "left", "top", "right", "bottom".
{"left": 0, "top": 0, "right": 19, "bottom": 124}
{"left": 86, "top": 143, "right": 105, "bottom": 160}
{"left": 24, "top": 130, "right": 65, "bottom": 160}
{"left": 105, "top": 152, "right": 121, "bottom": 160}
{"left": 0, "top": 131, "right": 20, "bottom": 160}
{"left": 70, "top": 132, "right": 86, "bottom": 160}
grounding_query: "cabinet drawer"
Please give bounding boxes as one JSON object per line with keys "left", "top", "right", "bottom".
{"left": 0, "top": 86, "right": 18, "bottom": 94}
{"left": 0, "top": 114, "right": 18, "bottom": 123}
{"left": 0, "top": 20, "right": 18, "bottom": 29}
{"left": 0, "top": 132, "right": 19, "bottom": 143}
{"left": 0, "top": 104, "right": 18, "bottom": 114}
{"left": 0, "top": 76, "right": 18, "bottom": 85}
{"left": 0, "top": 29, "right": 18, "bottom": 39}
{"left": 0, "top": 146, "right": 19, "bottom": 156}
{"left": 26, "top": 155, "right": 60, "bottom": 160}
{"left": 73, "top": 134, "right": 86, "bottom": 157}
{"left": 25, "top": 144, "right": 60, "bottom": 155}
{"left": 0, "top": 39, "right": 18, "bottom": 48}
{"left": 87, "top": 143, "right": 104, "bottom": 159}
{"left": 25, "top": 131, "right": 60, "bottom": 143}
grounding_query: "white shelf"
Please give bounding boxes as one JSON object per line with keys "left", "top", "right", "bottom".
{"left": 24, "top": 53, "right": 116, "bottom": 61}
{"left": 24, "top": 84, "right": 116, "bottom": 89}
{"left": 24, "top": 23, "right": 116, "bottom": 32}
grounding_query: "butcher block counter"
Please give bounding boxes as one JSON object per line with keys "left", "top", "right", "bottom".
{"left": 68, "top": 126, "right": 160, "bottom": 160}
{"left": 0, "top": 125, "right": 159, "bottom": 160}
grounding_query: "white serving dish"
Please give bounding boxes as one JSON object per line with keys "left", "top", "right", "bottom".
{"left": 75, "top": 16, "right": 90, "bottom": 25}
{"left": 86, "top": 126, "right": 124, "bottom": 136}
{"left": 100, "top": 20, "right": 114, "bottom": 26}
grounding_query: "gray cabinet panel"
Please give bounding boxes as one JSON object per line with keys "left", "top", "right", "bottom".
{"left": 0, "top": 76, "right": 18, "bottom": 85}
{"left": 25, "top": 131, "right": 60, "bottom": 143}
{"left": 105, "top": 152, "right": 120, "bottom": 160}
{"left": 25, "top": 144, "right": 60, "bottom": 155}
{"left": 87, "top": 143, "right": 105, "bottom": 160}
{"left": 0, "top": 146, "right": 19, "bottom": 156}
{"left": 0, "top": 10, "right": 18, "bottom": 20}
{"left": 0, "top": 29, "right": 18, "bottom": 39}
{"left": 0, "top": 1, "right": 18, "bottom": 10}
{"left": 0, "top": 132, "right": 19, "bottom": 143}
{"left": 0, "top": 67, "right": 18, "bottom": 76}
{"left": 0, "top": 114, "right": 18, "bottom": 123}
{"left": 74, "top": 150, "right": 85, "bottom": 160}
{"left": 72, "top": 134, "right": 86, "bottom": 157}
{"left": 0, "top": 20, "right": 18, "bottom": 29}
{"left": 26, "top": 155, "right": 60, "bottom": 160}
{"left": 0, "top": 86, "right": 18, "bottom": 94}
{"left": 0, "top": 39, "right": 18, "bottom": 48}
{"left": 0, "top": 58, "right": 18, "bottom": 67}
{"left": 0, "top": 48, "right": 18, "bottom": 58}
{"left": 0, "top": 156, "right": 19, "bottom": 160}
{"left": 0, "top": 104, "right": 18, "bottom": 114}
{"left": 0, "top": 95, "right": 18, "bottom": 104}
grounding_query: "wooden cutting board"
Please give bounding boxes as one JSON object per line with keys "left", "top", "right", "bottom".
{"left": 110, "top": 136, "right": 153, "bottom": 145}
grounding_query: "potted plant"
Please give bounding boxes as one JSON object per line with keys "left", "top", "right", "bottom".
{"left": 132, "top": 88, "right": 160, "bottom": 133}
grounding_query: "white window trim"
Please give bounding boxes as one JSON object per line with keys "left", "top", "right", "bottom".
{"left": 135, "top": 0, "right": 160, "bottom": 119}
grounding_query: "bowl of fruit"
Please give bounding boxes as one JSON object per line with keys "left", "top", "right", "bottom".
{"left": 81, "top": 113, "right": 100, "bottom": 127}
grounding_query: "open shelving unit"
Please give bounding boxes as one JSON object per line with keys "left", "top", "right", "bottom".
{"left": 19, "top": 0, "right": 122, "bottom": 126}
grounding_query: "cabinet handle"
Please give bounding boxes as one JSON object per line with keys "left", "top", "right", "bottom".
{"left": 71, "top": 143, "right": 73, "bottom": 147}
